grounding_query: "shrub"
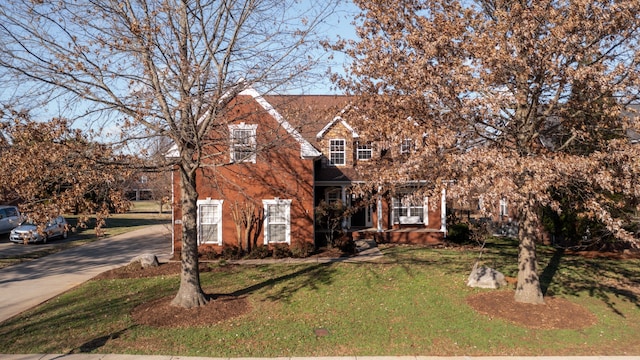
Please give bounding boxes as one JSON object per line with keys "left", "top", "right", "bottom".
{"left": 291, "top": 241, "right": 314, "bottom": 258}
{"left": 247, "top": 245, "right": 271, "bottom": 259}
{"left": 447, "top": 222, "right": 471, "bottom": 244}
{"left": 272, "top": 243, "right": 293, "bottom": 259}
{"left": 221, "top": 245, "right": 242, "bottom": 260}
{"left": 335, "top": 236, "right": 356, "bottom": 255}
{"left": 198, "top": 247, "right": 219, "bottom": 260}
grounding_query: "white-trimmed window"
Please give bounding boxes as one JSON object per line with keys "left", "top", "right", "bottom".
{"left": 392, "top": 192, "right": 428, "bottom": 225}
{"left": 356, "top": 141, "right": 372, "bottom": 161}
{"left": 197, "top": 199, "right": 223, "bottom": 245}
{"left": 263, "top": 199, "right": 291, "bottom": 244}
{"left": 499, "top": 198, "right": 508, "bottom": 217}
{"left": 229, "top": 123, "right": 258, "bottom": 163}
{"left": 400, "top": 139, "right": 413, "bottom": 154}
{"left": 325, "top": 187, "right": 342, "bottom": 204}
{"left": 329, "top": 139, "right": 346, "bottom": 166}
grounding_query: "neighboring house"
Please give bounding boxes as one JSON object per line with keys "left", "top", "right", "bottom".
{"left": 126, "top": 174, "right": 153, "bottom": 201}
{"left": 168, "top": 87, "right": 448, "bottom": 255}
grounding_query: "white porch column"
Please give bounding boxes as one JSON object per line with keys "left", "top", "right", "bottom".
{"left": 341, "top": 185, "right": 349, "bottom": 229}
{"left": 377, "top": 186, "right": 383, "bottom": 232}
{"left": 440, "top": 188, "right": 447, "bottom": 234}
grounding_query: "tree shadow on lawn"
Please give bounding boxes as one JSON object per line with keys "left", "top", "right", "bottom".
{"left": 379, "top": 239, "right": 519, "bottom": 278}
{"left": 474, "top": 238, "right": 640, "bottom": 315}
{"left": 0, "top": 280, "right": 171, "bottom": 354}
{"left": 380, "top": 238, "right": 640, "bottom": 316}
{"left": 538, "top": 248, "right": 640, "bottom": 316}
{"left": 211, "top": 262, "right": 339, "bottom": 303}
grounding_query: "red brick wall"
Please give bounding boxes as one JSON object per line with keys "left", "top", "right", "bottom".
{"left": 171, "top": 95, "right": 316, "bottom": 254}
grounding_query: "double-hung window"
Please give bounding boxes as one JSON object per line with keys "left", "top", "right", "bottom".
{"left": 325, "top": 187, "right": 342, "bottom": 204}
{"left": 329, "top": 139, "right": 346, "bottom": 166}
{"left": 229, "top": 123, "right": 257, "bottom": 163}
{"left": 263, "top": 199, "right": 291, "bottom": 244}
{"left": 356, "top": 142, "right": 372, "bottom": 161}
{"left": 392, "top": 192, "right": 427, "bottom": 225}
{"left": 499, "top": 198, "right": 508, "bottom": 217}
{"left": 197, "top": 199, "right": 223, "bottom": 245}
{"left": 400, "top": 139, "right": 413, "bottom": 154}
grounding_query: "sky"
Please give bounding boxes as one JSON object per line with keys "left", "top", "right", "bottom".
{"left": 306, "top": 0, "right": 360, "bottom": 94}
{"left": 0, "top": 0, "right": 362, "bottom": 129}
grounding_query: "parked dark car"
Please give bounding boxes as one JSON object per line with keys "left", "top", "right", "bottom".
{"left": 9, "top": 216, "right": 68, "bottom": 244}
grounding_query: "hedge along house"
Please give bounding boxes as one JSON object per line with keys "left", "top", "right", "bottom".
{"left": 168, "top": 86, "right": 448, "bottom": 256}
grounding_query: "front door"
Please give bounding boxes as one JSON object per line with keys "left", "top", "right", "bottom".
{"left": 350, "top": 195, "right": 372, "bottom": 228}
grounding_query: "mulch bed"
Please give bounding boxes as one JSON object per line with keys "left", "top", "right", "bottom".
{"left": 466, "top": 290, "right": 597, "bottom": 329}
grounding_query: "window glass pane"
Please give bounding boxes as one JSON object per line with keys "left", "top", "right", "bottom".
{"left": 199, "top": 204, "right": 218, "bottom": 223}
{"left": 269, "top": 224, "right": 286, "bottom": 243}
{"left": 401, "top": 139, "right": 412, "bottom": 154}
{"left": 326, "top": 188, "right": 341, "bottom": 204}
{"left": 268, "top": 204, "right": 286, "bottom": 223}
{"left": 234, "top": 129, "right": 252, "bottom": 144}
{"left": 201, "top": 224, "right": 218, "bottom": 243}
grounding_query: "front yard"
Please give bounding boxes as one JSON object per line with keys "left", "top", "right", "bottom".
{"left": 0, "top": 237, "right": 638, "bottom": 356}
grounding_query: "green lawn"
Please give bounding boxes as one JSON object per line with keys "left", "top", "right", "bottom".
{"left": 0, "top": 237, "right": 638, "bottom": 356}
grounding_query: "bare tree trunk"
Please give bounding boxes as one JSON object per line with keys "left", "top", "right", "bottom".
{"left": 171, "top": 168, "right": 209, "bottom": 308}
{"left": 514, "top": 204, "right": 544, "bottom": 304}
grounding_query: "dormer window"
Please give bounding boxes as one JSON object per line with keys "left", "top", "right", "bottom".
{"left": 229, "top": 123, "right": 257, "bottom": 163}
{"left": 356, "top": 142, "right": 372, "bottom": 161}
{"left": 329, "top": 139, "right": 346, "bottom": 166}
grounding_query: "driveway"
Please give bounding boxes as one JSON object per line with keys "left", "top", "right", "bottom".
{"left": 0, "top": 224, "right": 173, "bottom": 324}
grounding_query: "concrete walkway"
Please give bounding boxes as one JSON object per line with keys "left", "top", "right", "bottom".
{"left": 0, "top": 224, "right": 173, "bottom": 324}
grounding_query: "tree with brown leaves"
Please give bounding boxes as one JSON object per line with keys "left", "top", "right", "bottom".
{"left": 0, "top": 115, "right": 132, "bottom": 233}
{"left": 334, "top": 0, "right": 640, "bottom": 304}
{"left": 0, "top": 0, "right": 337, "bottom": 308}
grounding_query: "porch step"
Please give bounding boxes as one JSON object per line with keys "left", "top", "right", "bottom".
{"left": 354, "top": 239, "right": 382, "bottom": 258}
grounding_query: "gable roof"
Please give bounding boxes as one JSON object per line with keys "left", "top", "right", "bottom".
{"left": 166, "top": 87, "right": 351, "bottom": 159}
{"left": 239, "top": 88, "right": 322, "bottom": 159}
{"left": 316, "top": 106, "right": 359, "bottom": 139}
{"left": 263, "top": 94, "right": 353, "bottom": 146}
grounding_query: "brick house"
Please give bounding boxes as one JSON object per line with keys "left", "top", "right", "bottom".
{"left": 169, "top": 87, "right": 447, "bottom": 255}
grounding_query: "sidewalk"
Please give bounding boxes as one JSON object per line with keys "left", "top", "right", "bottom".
{"left": 0, "top": 224, "right": 173, "bottom": 324}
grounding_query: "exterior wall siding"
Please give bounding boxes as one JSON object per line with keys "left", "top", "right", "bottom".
{"left": 171, "top": 95, "right": 317, "bottom": 254}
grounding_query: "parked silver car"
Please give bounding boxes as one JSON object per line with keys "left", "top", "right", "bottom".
{"left": 9, "top": 216, "right": 68, "bottom": 244}
{"left": 0, "top": 205, "right": 21, "bottom": 235}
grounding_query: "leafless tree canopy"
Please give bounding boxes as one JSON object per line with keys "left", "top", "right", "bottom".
{"left": 0, "top": 0, "right": 338, "bottom": 308}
